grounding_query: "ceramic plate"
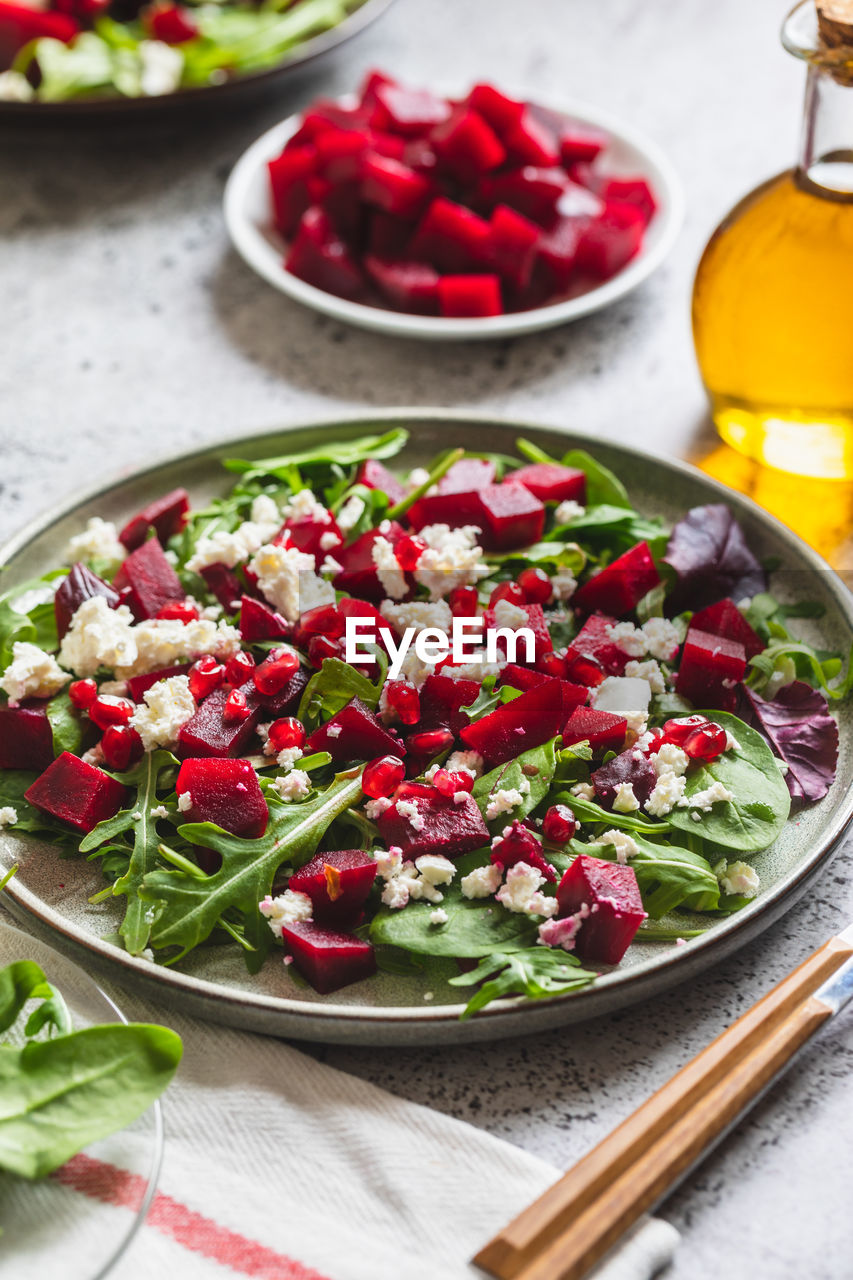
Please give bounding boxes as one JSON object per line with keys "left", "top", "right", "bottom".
{"left": 1, "top": 412, "right": 851, "bottom": 1046}
{"left": 0, "top": 914, "right": 163, "bottom": 1277}
{"left": 224, "top": 97, "right": 684, "bottom": 340}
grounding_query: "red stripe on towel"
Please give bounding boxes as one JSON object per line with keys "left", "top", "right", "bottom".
{"left": 55, "top": 1154, "right": 334, "bottom": 1280}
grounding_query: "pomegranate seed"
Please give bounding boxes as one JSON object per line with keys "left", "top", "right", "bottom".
{"left": 223, "top": 688, "right": 251, "bottom": 722}
{"left": 254, "top": 648, "right": 300, "bottom": 696}
{"left": 518, "top": 566, "right": 553, "bottom": 605}
{"left": 90, "top": 696, "right": 134, "bottom": 730}
{"left": 406, "top": 728, "right": 455, "bottom": 756}
{"left": 536, "top": 651, "right": 567, "bottom": 678}
{"left": 156, "top": 600, "right": 199, "bottom": 623}
{"left": 362, "top": 754, "right": 406, "bottom": 799}
{"left": 299, "top": 603, "right": 344, "bottom": 638}
{"left": 69, "top": 678, "right": 98, "bottom": 710}
{"left": 384, "top": 679, "right": 420, "bottom": 725}
{"left": 448, "top": 585, "right": 480, "bottom": 617}
{"left": 542, "top": 804, "right": 578, "bottom": 843}
{"left": 225, "top": 651, "right": 255, "bottom": 686}
{"left": 682, "top": 722, "right": 728, "bottom": 763}
{"left": 662, "top": 715, "right": 710, "bottom": 746}
{"left": 267, "top": 716, "right": 306, "bottom": 753}
{"left": 394, "top": 535, "right": 426, "bottom": 572}
{"left": 431, "top": 767, "right": 474, "bottom": 797}
{"left": 101, "top": 725, "right": 143, "bottom": 771}
{"left": 489, "top": 581, "right": 526, "bottom": 609}
{"left": 563, "top": 647, "right": 605, "bottom": 687}
{"left": 642, "top": 727, "right": 666, "bottom": 754}
{"left": 188, "top": 655, "right": 225, "bottom": 700}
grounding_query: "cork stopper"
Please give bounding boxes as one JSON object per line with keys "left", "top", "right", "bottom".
{"left": 816, "top": 1, "right": 853, "bottom": 82}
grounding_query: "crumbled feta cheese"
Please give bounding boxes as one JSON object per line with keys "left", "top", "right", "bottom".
{"left": 485, "top": 788, "right": 525, "bottom": 821}
{"left": 150, "top": 805, "right": 169, "bottom": 820}
{"left": 407, "top": 467, "right": 430, "bottom": 489}
{"left": 453, "top": 792, "right": 469, "bottom": 805}
{"left": 59, "top": 596, "right": 240, "bottom": 679}
{"left": 444, "top": 659, "right": 505, "bottom": 681}
{"left": 276, "top": 746, "right": 303, "bottom": 771}
{"left": 283, "top": 489, "right": 330, "bottom": 525}
{"left": 612, "top": 782, "right": 640, "bottom": 813}
{"left": 319, "top": 555, "right": 343, "bottom": 576}
{"left": 538, "top": 904, "right": 590, "bottom": 950}
{"left": 250, "top": 494, "right": 281, "bottom": 527}
{"left": 0, "top": 807, "right": 18, "bottom": 827}
{"left": 429, "top": 908, "right": 449, "bottom": 925}
{"left": 380, "top": 599, "right": 453, "bottom": 635}
{"left": 492, "top": 598, "right": 530, "bottom": 630}
{"left": 725, "top": 730, "right": 741, "bottom": 752}
{"left": 606, "top": 622, "right": 647, "bottom": 657}
{"left": 336, "top": 495, "right": 365, "bottom": 531}
{"left": 681, "top": 780, "right": 734, "bottom": 812}
{"left": 497, "top": 862, "right": 549, "bottom": 914}
{"left": 82, "top": 746, "right": 104, "bottom": 766}
{"left": 460, "top": 863, "right": 502, "bottom": 898}
{"left": 554, "top": 499, "right": 586, "bottom": 524}
{"left": 249, "top": 544, "right": 330, "bottom": 622}
{"left": 592, "top": 675, "right": 651, "bottom": 718}
{"left": 130, "top": 675, "right": 196, "bottom": 751}
{"left": 641, "top": 617, "right": 681, "bottom": 662}
{"left": 720, "top": 860, "right": 760, "bottom": 898}
{"left": 365, "top": 796, "right": 392, "bottom": 820}
{"left": 373, "top": 848, "right": 402, "bottom": 880}
{"left": 624, "top": 659, "right": 666, "bottom": 696}
{"left": 396, "top": 798, "right": 425, "bottom": 831}
{"left": 381, "top": 877, "right": 410, "bottom": 909}
{"left": 0, "top": 70, "right": 33, "bottom": 101}
{"left": 645, "top": 771, "right": 687, "bottom": 817}
{"left": 64, "top": 516, "right": 125, "bottom": 566}
{"left": 99, "top": 680, "right": 128, "bottom": 697}
{"left": 446, "top": 749, "right": 483, "bottom": 778}
{"left": 394, "top": 650, "right": 435, "bottom": 689}
{"left": 132, "top": 811, "right": 142, "bottom": 822}
{"left": 177, "top": 791, "right": 192, "bottom": 812}
{"left": 591, "top": 829, "right": 640, "bottom": 865}
{"left": 259, "top": 890, "right": 313, "bottom": 936}
{"left": 570, "top": 782, "right": 596, "bottom": 801}
{"left": 372, "top": 536, "right": 407, "bottom": 600}
{"left": 270, "top": 770, "right": 311, "bottom": 801}
{"left": 139, "top": 39, "right": 184, "bottom": 96}
{"left": 186, "top": 511, "right": 281, "bottom": 573}
{"left": 413, "top": 524, "right": 486, "bottom": 600}
{"left": 398, "top": 862, "right": 444, "bottom": 903}
{"left": 550, "top": 571, "right": 577, "bottom": 602}
{"left": 415, "top": 854, "right": 455, "bottom": 885}
{"left": 0, "top": 642, "right": 69, "bottom": 705}
{"left": 319, "top": 531, "right": 341, "bottom": 552}
{"left": 326, "top": 724, "right": 342, "bottom": 738}
{"left": 653, "top": 743, "right": 690, "bottom": 776}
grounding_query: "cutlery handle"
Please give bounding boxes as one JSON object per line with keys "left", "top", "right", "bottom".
{"left": 475, "top": 933, "right": 853, "bottom": 1280}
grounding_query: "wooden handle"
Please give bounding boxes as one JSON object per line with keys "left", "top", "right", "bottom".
{"left": 475, "top": 934, "right": 853, "bottom": 1280}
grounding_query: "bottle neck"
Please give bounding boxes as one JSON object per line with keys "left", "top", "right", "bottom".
{"left": 797, "top": 64, "right": 853, "bottom": 198}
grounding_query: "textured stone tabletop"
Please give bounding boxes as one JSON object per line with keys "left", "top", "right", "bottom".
{"left": 2, "top": 0, "right": 852, "bottom": 1276}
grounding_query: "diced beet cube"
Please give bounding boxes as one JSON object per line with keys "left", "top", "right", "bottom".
{"left": 113, "top": 537, "right": 184, "bottom": 621}
{"left": 690, "top": 599, "right": 764, "bottom": 660}
{"left": 534, "top": 215, "right": 585, "bottom": 292}
{"left": 561, "top": 705, "right": 627, "bottom": 755}
{"left": 504, "top": 108, "right": 559, "bottom": 166}
{"left": 199, "top": 563, "right": 242, "bottom": 612}
{"left": 24, "top": 752, "right": 126, "bottom": 834}
{"left": 572, "top": 614, "right": 629, "bottom": 676}
{"left": 592, "top": 748, "right": 657, "bottom": 808}
{"left": 498, "top": 669, "right": 587, "bottom": 718}
{"left": 285, "top": 513, "right": 342, "bottom": 559}
{"left": 407, "top": 490, "right": 488, "bottom": 532}
{"left": 487, "top": 205, "right": 541, "bottom": 290}
{"left": 369, "top": 82, "right": 451, "bottom": 136}
{"left": 118, "top": 488, "right": 190, "bottom": 552}
{"left": 476, "top": 484, "right": 545, "bottom": 549}
{"left": 55, "top": 563, "right": 121, "bottom": 640}
{"left": 562, "top": 647, "right": 606, "bottom": 688}
{"left": 280, "top": 920, "right": 377, "bottom": 994}
{"left": 559, "top": 120, "right": 609, "bottom": 163}
{"left": 178, "top": 684, "right": 261, "bottom": 759}
{"left": 410, "top": 198, "right": 491, "bottom": 273}
{"left": 305, "top": 697, "right": 402, "bottom": 763}
{"left": 314, "top": 179, "right": 367, "bottom": 249}
{"left": 377, "top": 789, "right": 488, "bottom": 859}
{"left": 430, "top": 107, "right": 506, "bottom": 175}
{"left": 460, "top": 681, "right": 563, "bottom": 766}
{"left": 356, "top": 459, "right": 406, "bottom": 505}
{"left": 576, "top": 202, "right": 645, "bottom": 279}
{"left": 490, "top": 819, "right": 555, "bottom": 880}
{"left": 418, "top": 674, "right": 480, "bottom": 734}
{"left": 438, "top": 275, "right": 502, "bottom": 318}
{"left": 600, "top": 177, "right": 657, "bottom": 226}
{"left": 176, "top": 757, "right": 268, "bottom": 838}
{"left": 332, "top": 523, "right": 408, "bottom": 602}
{"left": 240, "top": 596, "right": 290, "bottom": 644}
{"left": 359, "top": 69, "right": 397, "bottom": 107}
{"left": 367, "top": 210, "right": 413, "bottom": 259}
{"left": 437, "top": 457, "right": 496, "bottom": 493}
{"left": 0, "top": 699, "right": 55, "bottom": 771}
{"left": 361, "top": 154, "right": 433, "bottom": 219}
{"left": 313, "top": 128, "right": 369, "bottom": 184}
{"left": 675, "top": 628, "right": 746, "bottom": 713}
{"left": 556, "top": 855, "right": 646, "bottom": 964}
{"left": 126, "top": 664, "right": 190, "bottom": 703}
{"left": 289, "top": 848, "right": 377, "bottom": 927}
{"left": 0, "top": 2, "right": 78, "bottom": 61}
{"left": 268, "top": 146, "right": 316, "bottom": 239}
{"left": 465, "top": 83, "right": 525, "bottom": 137}
{"left": 574, "top": 542, "right": 660, "bottom": 617}
{"left": 479, "top": 167, "right": 568, "bottom": 228}
{"left": 364, "top": 256, "right": 440, "bottom": 315}
{"left": 285, "top": 207, "right": 365, "bottom": 301}
{"left": 483, "top": 601, "right": 552, "bottom": 662}
{"left": 508, "top": 462, "right": 587, "bottom": 504}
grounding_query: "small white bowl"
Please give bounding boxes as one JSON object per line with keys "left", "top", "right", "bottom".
{"left": 224, "top": 93, "right": 684, "bottom": 341}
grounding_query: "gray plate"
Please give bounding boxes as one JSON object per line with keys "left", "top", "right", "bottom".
{"left": 2, "top": 411, "right": 852, "bottom": 1045}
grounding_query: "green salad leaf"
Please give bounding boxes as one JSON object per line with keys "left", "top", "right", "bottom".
{"left": 570, "top": 834, "right": 720, "bottom": 918}
{"left": 297, "top": 658, "right": 383, "bottom": 726}
{"left": 473, "top": 739, "right": 557, "bottom": 824}
{"left": 448, "top": 947, "right": 597, "bottom": 1019}
{"left": 224, "top": 428, "right": 409, "bottom": 479}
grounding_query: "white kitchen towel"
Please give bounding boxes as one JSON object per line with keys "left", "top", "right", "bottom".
{"left": 5, "top": 986, "right": 679, "bottom": 1280}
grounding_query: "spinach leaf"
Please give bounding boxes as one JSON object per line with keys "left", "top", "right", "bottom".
{"left": 560, "top": 449, "right": 632, "bottom": 508}
{"left": 552, "top": 789, "right": 671, "bottom": 835}
{"left": 448, "top": 947, "right": 597, "bottom": 1018}
{"left": 297, "top": 657, "right": 382, "bottom": 726}
{"left": 370, "top": 892, "right": 537, "bottom": 959}
{"left": 0, "top": 1023, "right": 181, "bottom": 1179}
{"left": 223, "top": 429, "right": 409, "bottom": 479}
{"left": 485, "top": 541, "right": 586, "bottom": 575}
{"left": 0, "top": 961, "right": 54, "bottom": 1035}
{"left": 550, "top": 506, "right": 669, "bottom": 557}
{"left": 45, "top": 690, "right": 83, "bottom": 757}
{"left": 666, "top": 712, "right": 791, "bottom": 852}
{"left": 574, "top": 834, "right": 719, "bottom": 918}
{"left": 0, "top": 770, "right": 61, "bottom": 835}
{"left": 473, "top": 739, "right": 557, "bottom": 824}
{"left": 141, "top": 770, "right": 364, "bottom": 956}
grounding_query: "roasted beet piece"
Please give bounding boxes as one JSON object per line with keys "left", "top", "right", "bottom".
{"left": 364, "top": 256, "right": 441, "bottom": 314}
{"left": 430, "top": 107, "right": 506, "bottom": 175}
{"left": 592, "top": 748, "right": 657, "bottom": 808}
{"left": 368, "top": 82, "right": 451, "bottom": 135}
{"left": 407, "top": 489, "right": 489, "bottom": 531}
{"left": 361, "top": 154, "right": 433, "bottom": 218}
{"left": 561, "top": 705, "right": 627, "bottom": 755}
{"left": 490, "top": 819, "right": 556, "bottom": 881}
{"left": 478, "top": 167, "right": 568, "bottom": 227}
{"left": 483, "top": 601, "right": 552, "bottom": 662}
{"left": 377, "top": 789, "right": 489, "bottom": 860}
{"left": 417, "top": 674, "right": 481, "bottom": 734}
{"left": 176, "top": 757, "right": 268, "bottom": 838}
{"left": 0, "top": 699, "right": 55, "bottom": 771}
{"left": 119, "top": 488, "right": 190, "bottom": 551}
{"left": 305, "top": 697, "right": 401, "bottom": 763}
{"left": 240, "top": 596, "right": 291, "bottom": 643}
{"left": 356, "top": 459, "right": 406, "bottom": 505}
{"left": 0, "top": 3, "right": 78, "bottom": 62}
{"left": 269, "top": 146, "right": 317, "bottom": 237}
{"left": 675, "top": 628, "right": 747, "bottom": 713}
{"left": 437, "top": 457, "right": 495, "bottom": 493}
{"left": 576, "top": 202, "right": 645, "bottom": 279}
{"left": 556, "top": 855, "right": 646, "bottom": 964}
{"left": 177, "top": 684, "right": 262, "bottom": 759}
{"left": 508, "top": 463, "right": 587, "bottom": 505}
{"left": 571, "top": 614, "right": 629, "bottom": 676}
{"left": 410, "top": 198, "right": 491, "bottom": 273}
{"left": 126, "top": 664, "right": 190, "bottom": 703}
{"left": 460, "top": 681, "right": 563, "bottom": 766}
{"left": 285, "top": 207, "right": 365, "bottom": 301}
{"left": 54, "top": 563, "right": 121, "bottom": 640}
{"left": 438, "top": 275, "right": 503, "bottom": 318}
{"left": 476, "top": 484, "right": 545, "bottom": 550}
{"left": 24, "top": 752, "right": 126, "bottom": 833}
{"left": 281, "top": 921, "right": 377, "bottom": 994}
{"left": 289, "top": 849, "right": 378, "bottom": 928}
{"left": 487, "top": 205, "right": 541, "bottom": 290}
{"left": 690, "top": 599, "right": 764, "bottom": 660}
{"left": 332, "top": 523, "right": 408, "bottom": 603}
{"left": 199, "top": 563, "right": 243, "bottom": 612}
{"left": 113, "top": 537, "right": 185, "bottom": 621}
{"left": 573, "top": 542, "right": 659, "bottom": 617}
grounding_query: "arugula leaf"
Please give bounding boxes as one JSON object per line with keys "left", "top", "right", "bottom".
{"left": 297, "top": 657, "right": 383, "bottom": 725}
{"left": 666, "top": 712, "right": 791, "bottom": 852}
{"left": 573, "top": 834, "right": 719, "bottom": 918}
{"left": 473, "top": 740, "right": 557, "bottom": 823}
{"left": 45, "top": 690, "right": 83, "bottom": 757}
{"left": 0, "top": 1023, "right": 181, "bottom": 1178}
{"left": 141, "top": 770, "right": 364, "bottom": 956}
{"left": 448, "top": 947, "right": 597, "bottom": 1018}
{"left": 223, "top": 429, "right": 409, "bottom": 479}
{"left": 460, "top": 677, "right": 519, "bottom": 723}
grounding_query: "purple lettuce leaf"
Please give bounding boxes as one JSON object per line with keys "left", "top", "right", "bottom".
{"left": 740, "top": 681, "right": 839, "bottom": 806}
{"left": 663, "top": 504, "right": 766, "bottom": 612}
